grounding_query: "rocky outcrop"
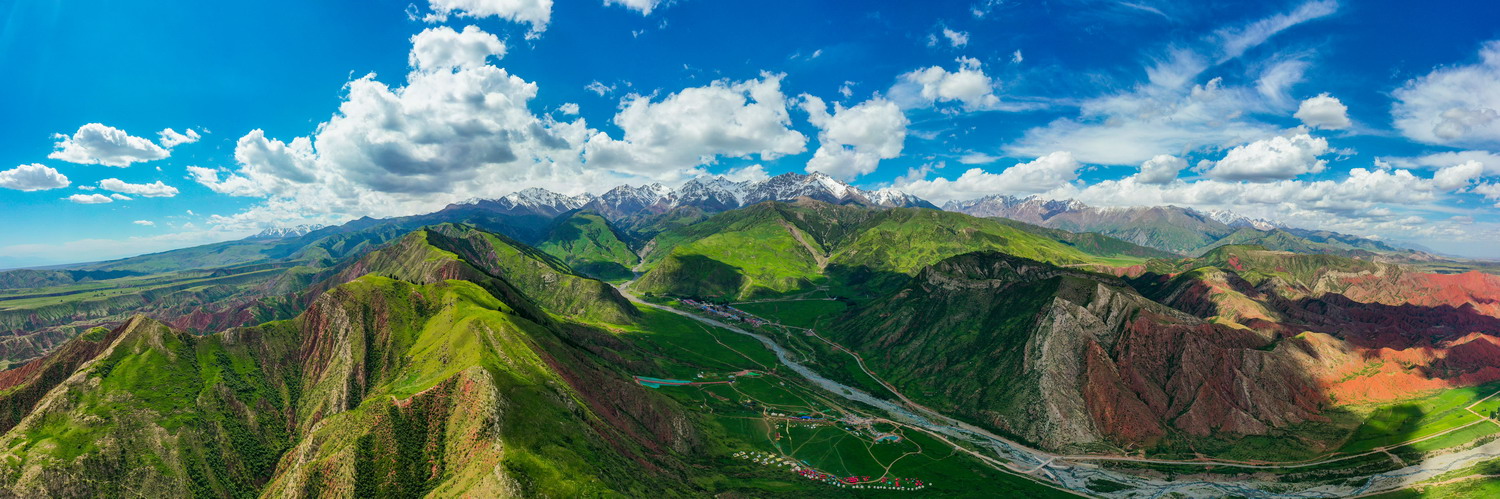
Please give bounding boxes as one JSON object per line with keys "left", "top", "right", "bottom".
{"left": 832, "top": 251, "right": 1331, "bottom": 452}
{"left": 1134, "top": 248, "right": 1500, "bottom": 408}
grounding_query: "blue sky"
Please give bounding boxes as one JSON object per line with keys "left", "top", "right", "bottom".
{"left": 2, "top": 0, "right": 1498, "bottom": 266}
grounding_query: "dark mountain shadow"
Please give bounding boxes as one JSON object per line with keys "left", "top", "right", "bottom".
{"left": 572, "top": 262, "right": 634, "bottom": 282}
{"left": 1276, "top": 294, "right": 1500, "bottom": 350}
{"left": 636, "top": 255, "right": 744, "bottom": 301}
{"left": 822, "top": 263, "right": 921, "bottom": 301}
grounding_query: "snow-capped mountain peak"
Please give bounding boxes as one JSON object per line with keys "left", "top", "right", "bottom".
{"left": 454, "top": 173, "right": 934, "bottom": 221}
{"left": 1204, "top": 209, "right": 1282, "bottom": 231}
{"left": 499, "top": 187, "right": 595, "bottom": 211}
{"left": 678, "top": 175, "right": 751, "bottom": 208}
{"left": 865, "top": 187, "right": 925, "bottom": 207}
{"left": 447, "top": 187, "right": 594, "bottom": 217}
{"left": 943, "top": 194, "right": 1085, "bottom": 219}
{"left": 246, "top": 224, "right": 325, "bottom": 240}
{"left": 808, "top": 172, "right": 851, "bottom": 198}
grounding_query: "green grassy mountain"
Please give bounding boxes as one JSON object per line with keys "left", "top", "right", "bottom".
{"left": 0, "top": 226, "right": 704, "bottom": 497}
{"left": 0, "top": 209, "right": 612, "bottom": 367}
{"left": 535, "top": 211, "right": 639, "bottom": 281}
{"left": 634, "top": 200, "right": 1158, "bottom": 300}
{"left": 3, "top": 206, "right": 1500, "bottom": 496}
{"left": 1145, "top": 244, "right": 1380, "bottom": 290}
{"left": 976, "top": 217, "right": 1178, "bottom": 261}
{"left": 823, "top": 251, "right": 1329, "bottom": 453}
{"left": 1188, "top": 228, "right": 1412, "bottom": 258}
{"left": 0, "top": 221, "right": 1068, "bottom": 497}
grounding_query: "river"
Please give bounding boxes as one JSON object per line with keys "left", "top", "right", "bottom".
{"left": 621, "top": 289, "right": 1500, "bottom": 498}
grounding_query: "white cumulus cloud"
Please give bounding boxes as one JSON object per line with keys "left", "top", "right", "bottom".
{"left": 157, "top": 128, "right": 202, "bottom": 148}
{"left": 409, "top": 25, "right": 506, "bottom": 72}
{"left": 586, "top": 81, "right": 617, "bottom": 96}
{"left": 49, "top": 123, "right": 170, "bottom": 167}
{"left": 185, "top": 26, "right": 823, "bottom": 232}
{"left": 1136, "top": 154, "right": 1187, "bottom": 184}
{"left": 1384, "top": 150, "right": 1500, "bottom": 176}
{"left": 1474, "top": 182, "right": 1500, "bottom": 205}
{"left": 1432, "top": 160, "right": 1485, "bottom": 191}
{"left": 894, "top": 151, "right": 1081, "bottom": 203}
{"left": 66, "top": 193, "right": 113, "bottom": 204}
{"left": 1037, "top": 166, "right": 1464, "bottom": 239}
{"left": 1392, "top": 40, "right": 1500, "bottom": 147}
{"left": 1007, "top": 59, "right": 1276, "bottom": 165}
{"left": 584, "top": 72, "right": 807, "bottom": 175}
{"left": 889, "top": 57, "right": 1001, "bottom": 111}
{"left": 604, "top": 0, "right": 663, "bottom": 15}
{"left": 0, "top": 164, "right": 70, "bottom": 191}
{"left": 99, "top": 178, "right": 180, "bottom": 198}
{"left": 1203, "top": 132, "right": 1329, "bottom": 182}
{"left": 800, "top": 95, "right": 908, "bottom": 180}
{"left": 425, "top": 0, "right": 552, "bottom": 38}
{"left": 942, "top": 28, "right": 969, "bottom": 48}
{"left": 1295, "top": 93, "right": 1351, "bottom": 129}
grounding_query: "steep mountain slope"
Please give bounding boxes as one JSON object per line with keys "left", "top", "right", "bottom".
{"left": 0, "top": 227, "right": 704, "bottom": 497}
{"left": 319, "top": 224, "right": 637, "bottom": 325}
{"left": 0, "top": 315, "right": 301, "bottom": 497}
{"left": 535, "top": 211, "right": 639, "bottom": 281}
{"left": 1133, "top": 245, "right": 1500, "bottom": 405}
{"left": 0, "top": 326, "right": 118, "bottom": 435}
{"left": 827, "top": 251, "right": 1326, "bottom": 452}
{"left": 634, "top": 200, "right": 1152, "bottom": 300}
{"left": 634, "top": 203, "right": 831, "bottom": 299}
{"left": 0, "top": 205, "right": 583, "bottom": 367}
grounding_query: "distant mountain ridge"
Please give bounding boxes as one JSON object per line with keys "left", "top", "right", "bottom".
{"left": 1204, "top": 209, "right": 1282, "bottom": 231}
{"left": 448, "top": 172, "right": 938, "bottom": 223}
{"left": 246, "top": 224, "right": 326, "bottom": 240}
{"left": 945, "top": 194, "right": 1405, "bottom": 256}
{"left": 443, "top": 175, "right": 1404, "bottom": 258}
{"left": 291, "top": 173, "right": 1410, "bottom": 261}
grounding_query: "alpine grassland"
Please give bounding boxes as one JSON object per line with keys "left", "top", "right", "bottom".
{"left": 636, "top": 200, "right": 1154, "bottom": 301}
{"left": 536, "top": 211, "right": 639, "bottom": 281}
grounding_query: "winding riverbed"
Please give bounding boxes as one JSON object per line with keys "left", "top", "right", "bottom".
{"left": 619, "top": 288, "right": 1500, "bottom": 498}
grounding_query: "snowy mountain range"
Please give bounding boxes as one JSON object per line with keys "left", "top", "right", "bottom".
{"left": 437, "top": 175, "right": 1410, "bottom": 256}
{"left": 454, "top": 172, "right": 937, "bottom": 221}
{"left": 945, "top": 195, "right": 1285, "bottom": 234}
{"left": 449, "top": 187, "right": 597, "bottom": 218}
{"left": 246, "top": 224, "right": 326, "bottom": 240}
{"left": 1204, "top": 210, "right": 1284, "bottom": 231}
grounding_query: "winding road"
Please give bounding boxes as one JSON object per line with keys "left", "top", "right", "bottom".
{"left": 616, "top": 284, "right": 1500, "bottom": 497}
